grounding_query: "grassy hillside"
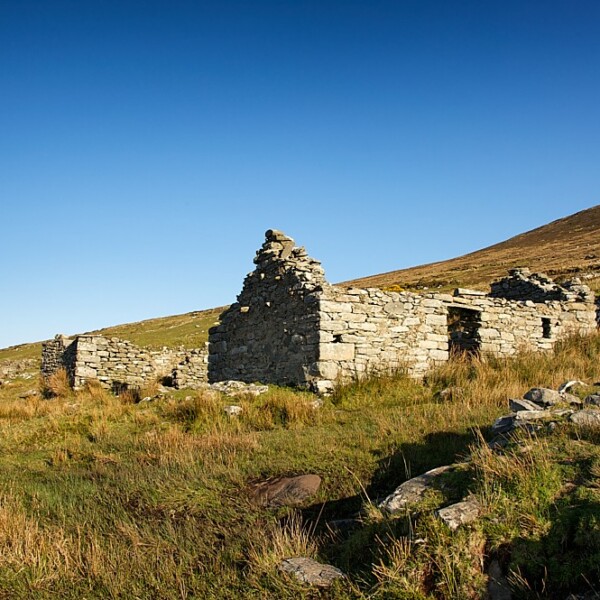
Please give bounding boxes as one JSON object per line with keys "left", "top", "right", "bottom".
{"left": 0, "top": 307, "right": 225, "bottom": 364}
{"left": 343, "top": 204, "right": 600, "bottom": 293}
{"left": 0, "top": 336, "right": 599, "bottom": 597}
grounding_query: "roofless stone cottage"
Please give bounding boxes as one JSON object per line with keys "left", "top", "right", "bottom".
{"left": 43, "top": 230, "right": 597, "bottom": 393}
{"left": 208, "top": 230, "right": 596, "bottom": 393}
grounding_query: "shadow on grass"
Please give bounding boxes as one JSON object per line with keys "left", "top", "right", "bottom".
{"left": 297, "top": 428, "right": 490, "bottom": 582}
{"left": 506, "top": 493, "right": 600, "bottom": 598}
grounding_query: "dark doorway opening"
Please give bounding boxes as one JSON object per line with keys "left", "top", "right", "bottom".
{"left": 448, "top": 307, "right": 482, "bottom": 357}
{"left": 542, "top": 317, "right": 552, "bottom": 339}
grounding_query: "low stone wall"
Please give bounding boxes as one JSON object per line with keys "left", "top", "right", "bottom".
{"left": 312, "top": 287, "right": 449, "bottom": 388}
{"left": 42, "top": 334, "right": 208, "bottom": 391}
{"left": 449, "top": 293, "right": 596, "bottom": 356}
{"left": 172, "top": 349, "right": 209, "bottom": 389}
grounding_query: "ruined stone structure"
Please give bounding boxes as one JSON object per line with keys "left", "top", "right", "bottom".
{"left": 209, "top": 231, "right": 597, "bottom": 393}
{"left": 42, "top": 230, "right": 598, "bottom": 394}
{"left": 41, "top": 334, "right": 207, "bottom": 391}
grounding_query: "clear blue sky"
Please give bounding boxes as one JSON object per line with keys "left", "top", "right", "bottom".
{"left": 1, "top": 1, "right": 599, "bottom": 348}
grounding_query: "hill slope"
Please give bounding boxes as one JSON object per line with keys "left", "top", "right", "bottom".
{"left": 343, "top": 204, "right": 600, "bottom": 292}
{"left": 1, "top": 205, "right": 599, "bottom": 360}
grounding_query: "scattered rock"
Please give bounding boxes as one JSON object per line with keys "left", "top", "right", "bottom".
{"left": 278, "top": 557, "right": 345, "bottom": 587}
{"left": 509, "top": 398, "right": 543, "bottom": 412}
{"left": 223, "top": 405, "right": 243, "bottom": 416}
{"left": 570, "top": 409, "right": 600, "bottom": 428}
{"left": 558, "top": 380, "right": 586, "bottom": 394}
{"left": 491, "top": 415, "right": 517, "bottom": 435}
{"left": 436, "top": 498, "right": 481, "bottom": 530}
{"left": 487, "top": 559, "right": 512, "bottom": 600}
{"left": 379, "top": 465, "right": 455, "bottom": 513}
{"left": 326, "top": 518, "right": 360, "bottom": 534}
{"left": 438, "top": 386, "right": 464, "bottom": 401}
{"left": 523, "top": 387, "right": 562, "bottom": 406}
{"left": 584, "top": 394, "right": 600, "bottom": 406}
{"left": 488, "top": 436, "right": 510, "bottom": 451}
{"left": 251, "top": 474, "right": 321, "bottom": 507}
{"left": 562, "top": 392, "right": 583, "bottom": 406}
{"left": 19, "top": 389, "right": 39, "bottom": 399}
{"left": 309, "top": 398, "right": 324, "bottom": 409}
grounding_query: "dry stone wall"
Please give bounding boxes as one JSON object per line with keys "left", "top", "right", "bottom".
{"left": 42, "top": 231, "right": 598, "bottom": 395}
{"left": 312, "top": 287, "right": 449, "bottom": 391}
{"left": 209, "top": 230, "right": 325, "bottom": 387}
{"left": 209, "top": 231, "right": 597, "bottom": 393}
{"left": 41, "top": 334, "right": 208, "bottom": 391}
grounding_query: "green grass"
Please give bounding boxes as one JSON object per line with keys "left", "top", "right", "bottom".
{"left": 0, "top": 335, "right": 599, "bottom": 598}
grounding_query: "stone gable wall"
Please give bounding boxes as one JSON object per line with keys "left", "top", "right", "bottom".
{"left": 208, "top": 230, "right": 324, "bottom": 386}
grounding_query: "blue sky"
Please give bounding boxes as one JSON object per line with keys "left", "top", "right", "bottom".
{"left": 1, "top": 1, "right": 599, "bottom": 348}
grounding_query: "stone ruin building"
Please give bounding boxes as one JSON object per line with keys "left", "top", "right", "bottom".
{"left": 42, "top": 229, "right": 597, "bottom": 394}
{"left": 208, "top": 230, "right": 597, "bottom": 393}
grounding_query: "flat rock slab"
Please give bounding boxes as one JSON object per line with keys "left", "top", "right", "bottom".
{"left": 558, "top": 380, "right": 586, "bottom": 394}
{"left": 251, "top": 474, "right": 321, "bottom": 507}
{"left": 223, "top": 405, "right": 242, "bottom": 416}
{"left": 210, "top": 380, "right": 269, "bottom": 397}
{"left": 436, "top": 498, "right": 481, "bottom": 530}
{"left": 379, "top": 465, "right": 455, "bottom": 513}
{"left": 570, "top": 409, "right": 600, "bottom": 427}
{"left": 279, "top": 557, "right": 345, "bottom": 587}
{"left": 509, "top": 398, "right": 543, "bottom": 412}
{"left": 524, "top": 387, "right": 562, "bottom": 406}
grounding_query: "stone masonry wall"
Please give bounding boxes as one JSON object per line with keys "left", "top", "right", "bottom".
{"left": 172, "top": 349, "right": 209, "bottom": 389}
{"left": 41, "top": 335, "right": 75, "bottom": 379}
{"left": 208, "top": 230, "right": 324, "bottom": 386}
{"left": 449, "top": 292, "right": 596, "bottom": 357}
{"left": 42, "top": 334, "right": 208, "bottom": 391}
{"left": 310, "top": 287, "right": 449, "bottom": 392}
{"left": 210, "top": 230, "right": 597, "bottom": 393}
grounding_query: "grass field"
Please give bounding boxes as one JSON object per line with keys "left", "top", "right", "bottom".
{"left": 0, "top": 335, "right": 599, "bottom": 598}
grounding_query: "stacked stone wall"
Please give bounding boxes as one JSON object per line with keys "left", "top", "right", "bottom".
{"left": 449, "top": 293, "right": 596, "bottom": 357}
{"left": 208, "top": 230, "right": 324, "bottom": 386}
{"left": 311, "top": 287, "right": 449, "bottom": 392}
{"left": 209, "top": 230, "right": 598, "bottom": 393}
{"left": 41, "top": 335, "right": 75, "bottom": 379}
{"left": 172, "top": 349, "right": 209, "bottom": 389}
{"left": 42, "top": 334, "right": 208, "bottom": 391}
